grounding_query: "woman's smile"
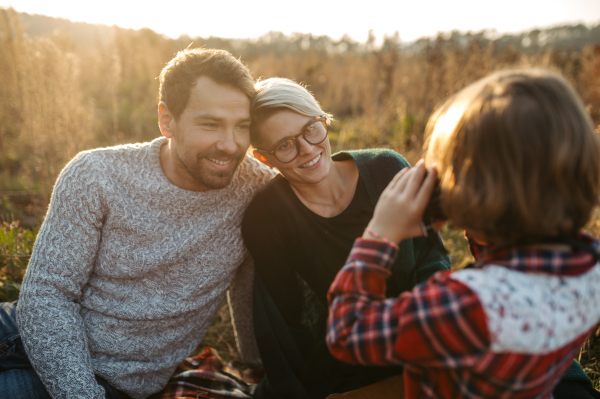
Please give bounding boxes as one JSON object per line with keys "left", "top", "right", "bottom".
{"left": 299, "top": 152, "right": 322, "bottom": 169}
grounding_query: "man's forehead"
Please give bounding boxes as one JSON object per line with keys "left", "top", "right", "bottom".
{"left": 190, "top": 76, "right": 251, "bottom": 103}
{"left": 186, "top": 77, "right": 251, "bottom": 117}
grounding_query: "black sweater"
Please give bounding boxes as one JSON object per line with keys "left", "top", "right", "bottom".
{"left": 242, "top": 149, "right": 451, "bottom": 399}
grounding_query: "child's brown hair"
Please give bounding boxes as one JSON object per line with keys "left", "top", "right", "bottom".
{"left": 425, "top": 69, "right": 600, "bottom": 245}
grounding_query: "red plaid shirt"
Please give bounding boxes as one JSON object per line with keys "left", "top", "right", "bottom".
{"left": 327, "top": 235, "right": 600, "bottom": 399}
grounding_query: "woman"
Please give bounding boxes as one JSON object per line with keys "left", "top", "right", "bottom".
{"left": 241, "top": 78, "right": 451, "bottom": 399}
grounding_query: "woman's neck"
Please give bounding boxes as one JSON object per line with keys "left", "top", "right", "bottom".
{"left": 290, "top": 159, "right": 359, "bottom": 218}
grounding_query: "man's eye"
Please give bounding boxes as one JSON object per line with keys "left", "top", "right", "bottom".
{"left": 202, "top": 123, "right": 218, "bottom": 129}
{"left": 237, "top": 124, "right": 250, "bottom": 131}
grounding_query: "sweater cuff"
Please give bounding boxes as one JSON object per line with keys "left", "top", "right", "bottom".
{"left": 349, "top": 238, "right": 399, "bottom": 271}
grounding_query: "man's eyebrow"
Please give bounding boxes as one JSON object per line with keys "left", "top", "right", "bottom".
{"left": 192, "top": 114, "right": 251, "bottom": 123}
{"left": 192, "top": 113, "right": 222, "bottom": 122}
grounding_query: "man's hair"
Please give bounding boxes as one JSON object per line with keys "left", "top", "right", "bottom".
{"left": 159, "top": 48, "right": 255, "bottom": 121}
{"left": 425, "top": 69, "right": 600, "bottom": 245}
{"left": 250, "top": 78, "right": 333, "bottom": 147}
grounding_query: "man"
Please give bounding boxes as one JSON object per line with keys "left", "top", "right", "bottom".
{"left": 0, "top": 48, "right": 274, "bottom": 398}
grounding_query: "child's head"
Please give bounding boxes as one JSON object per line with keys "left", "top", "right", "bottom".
{"left": 425, "top": 69, "right": 600, "bottom": 245}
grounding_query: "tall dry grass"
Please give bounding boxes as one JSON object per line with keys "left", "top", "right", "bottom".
{"left": 1, "top": 7, "right": 599, "bottom": 218}
{"left": 0, "top": 8, "right": 96, "bottom": 222}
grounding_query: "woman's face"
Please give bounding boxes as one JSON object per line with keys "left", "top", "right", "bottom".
{"left": 256, "top": 109, "right": 333, "bottom": 186}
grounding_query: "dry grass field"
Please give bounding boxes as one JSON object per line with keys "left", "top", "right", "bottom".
{"left": 1, "top": 6, "right": 599, "bottom": 390}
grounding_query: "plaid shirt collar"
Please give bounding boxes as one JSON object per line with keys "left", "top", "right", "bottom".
{"left": 467, "top": 231, "right": 599, "bottom": 276}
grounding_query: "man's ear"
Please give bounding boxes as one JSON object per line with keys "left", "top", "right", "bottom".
{"left": 253, "top": 150, "right": 273, "bottom": 168}
{"left": 158, "top": 101, "right": 175, "bottom": 138}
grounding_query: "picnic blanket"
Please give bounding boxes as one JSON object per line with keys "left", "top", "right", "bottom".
{"left": 151, "top": 347, "right": 262, "bottom": 399}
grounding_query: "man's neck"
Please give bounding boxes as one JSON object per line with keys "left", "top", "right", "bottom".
{"left": 159, "top": 139, "right": 210, "bottom": 192}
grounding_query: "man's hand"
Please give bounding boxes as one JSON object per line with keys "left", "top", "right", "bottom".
{"left": 363, "top": 160, "right": 437, "bottom": 244}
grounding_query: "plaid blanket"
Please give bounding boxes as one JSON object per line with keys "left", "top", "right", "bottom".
{"left": 150, "top": 347, "right": 262, "bottom": 399}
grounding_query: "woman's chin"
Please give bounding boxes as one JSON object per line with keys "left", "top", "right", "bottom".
{"left": 288, "top": 158, "right": 332, "bottom": 185}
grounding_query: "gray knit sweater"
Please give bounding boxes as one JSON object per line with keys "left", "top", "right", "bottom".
{"left": 16, "top": 137, "right": 275, "bottom": 399}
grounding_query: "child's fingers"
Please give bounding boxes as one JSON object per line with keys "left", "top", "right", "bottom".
{"left": 385, "top": 167, "right": 410, "bottom": 193}
{"left": 387, "top": 159, "right": 426, "bottom": 195}
{"left": 390, "top": 167, "right": 409, "bottom": 186}
{"left": 395, "top": 167, "right": 413, "bottom": 193}
{"left": 403, "top": 160, "right": 427, "bottom": 197}
{"left": 395, "top": 160, "right": 426, "bottom": 194}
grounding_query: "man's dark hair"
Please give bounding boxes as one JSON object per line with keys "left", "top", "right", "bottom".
{"left": 158, "top": 48, "right": 255, "bottom": 120}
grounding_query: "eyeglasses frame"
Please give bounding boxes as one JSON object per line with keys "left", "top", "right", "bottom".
{"left": 255, "top": 115, "right": 329, "bottom": 164}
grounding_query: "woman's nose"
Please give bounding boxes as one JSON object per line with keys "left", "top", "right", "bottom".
{"left": 297, "top": 136, "right": 314, "bottom": 154}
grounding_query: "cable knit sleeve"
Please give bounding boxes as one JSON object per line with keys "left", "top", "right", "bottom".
{"left": 227, "top": 252, "right": 262, "bottom": 365}
{"left": 16, "top": 151, "right": 108, "bottom": 399}
{"left": 226, "top": 157, "right": 275, "bottom": 366}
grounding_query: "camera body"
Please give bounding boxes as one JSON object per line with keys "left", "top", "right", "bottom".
{"left": 422, "top": 173, "right": 445, "bottom": 228}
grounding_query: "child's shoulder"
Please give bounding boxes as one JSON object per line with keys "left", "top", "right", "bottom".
{"left": 449, "top": 264, "right": 600, "bottom": 354}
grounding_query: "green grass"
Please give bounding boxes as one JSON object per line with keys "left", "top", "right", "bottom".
{"left": 1, "top": 222, "right": 598, "bottom": 390}
{"left": 0, "top": 222, "right": 36, "bottom": 302}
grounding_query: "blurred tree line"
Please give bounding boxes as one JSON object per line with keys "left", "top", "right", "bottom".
{"left": 17, "top": 11, "right": 600, "bottom": 54}
{"left": 1, "top": 7, "right": 599, "bottom": 225}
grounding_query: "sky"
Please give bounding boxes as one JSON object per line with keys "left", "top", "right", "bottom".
{"left": 1, "top": 0, "right": 599, "bottom": 43}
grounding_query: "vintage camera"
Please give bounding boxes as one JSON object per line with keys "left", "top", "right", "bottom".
{"left": 421, "top": 172, "right": 446, "bottom": 229}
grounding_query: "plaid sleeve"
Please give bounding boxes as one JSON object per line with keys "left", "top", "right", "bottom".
{"left": 326, "top": 238, "right": 490, "bottom": 367}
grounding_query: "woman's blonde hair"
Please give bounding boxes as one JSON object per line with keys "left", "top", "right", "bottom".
{"left": 425, "top": 69, "right": 600, "bottom": 245}
{"left": 250, "top": 78, "right": 333, "bottom": 147}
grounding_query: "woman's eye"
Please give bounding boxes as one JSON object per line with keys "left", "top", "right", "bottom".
{"left": 277, "top": 141, "right": 293, "bottom": 152}
{"left": 305, "top": 123, "right": 318, "bottom": 136}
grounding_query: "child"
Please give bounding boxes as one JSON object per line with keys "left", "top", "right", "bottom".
{"left": 326, "top": 69, "right": 600, "bottom": 398}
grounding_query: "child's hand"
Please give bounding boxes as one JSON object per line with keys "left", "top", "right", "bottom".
{"left": 363, "top": 160, "right": 437, "bottom": 244}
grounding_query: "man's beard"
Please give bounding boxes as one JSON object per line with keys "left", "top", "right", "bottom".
{"left": 176, "top": 147, "right": 244, "bottom": 190}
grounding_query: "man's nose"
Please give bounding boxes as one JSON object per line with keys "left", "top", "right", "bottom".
{"left": 216, "top": 129, "right": 238, "bottom": 154}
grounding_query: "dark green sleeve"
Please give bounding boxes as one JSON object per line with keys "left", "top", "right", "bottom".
{"left": 370, "top": 150, "right": 451, "bottom": 285}
{"left": 553, "top": 359, "right": 600, "bottom": 399}
{"left": 350, "top": 149, "right": 451, "bottom": 290}
{"left": 411, "top": 234, "right": 452, "bottom": 285}
{"left": 339, "top": 149, "right": 411, "bottom": 206}
{"left": 387, "top": 233, "right": 450, "bottom": 295}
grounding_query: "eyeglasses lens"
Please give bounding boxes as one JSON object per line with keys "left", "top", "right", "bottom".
{"left": 275, "top": 140, "right": 297, "bottom": 163}
{"left": 275, "top": 121, "right": 327, "bottom": 163}
{"left": 304, "top": 121, "right": 327, "bottom": 144}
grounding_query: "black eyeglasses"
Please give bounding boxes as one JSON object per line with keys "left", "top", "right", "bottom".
{"left": 256, "top": 116, "right": 329, "bottom": 163}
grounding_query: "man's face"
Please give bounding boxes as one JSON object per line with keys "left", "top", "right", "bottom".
{"left": 164, "top": 76, "right": 251, "bottom": 191}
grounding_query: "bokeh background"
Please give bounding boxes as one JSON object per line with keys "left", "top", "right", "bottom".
{"left": 0, "top": 1, "right": 599, "bottom": 388}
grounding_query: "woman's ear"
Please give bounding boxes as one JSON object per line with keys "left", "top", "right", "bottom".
{"left": 253, "top": 150, "right": 273, "bottom": 168}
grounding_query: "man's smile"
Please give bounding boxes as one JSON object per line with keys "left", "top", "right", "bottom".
{"left": 206, "top": 157, "right": 234, "bottom": 167}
